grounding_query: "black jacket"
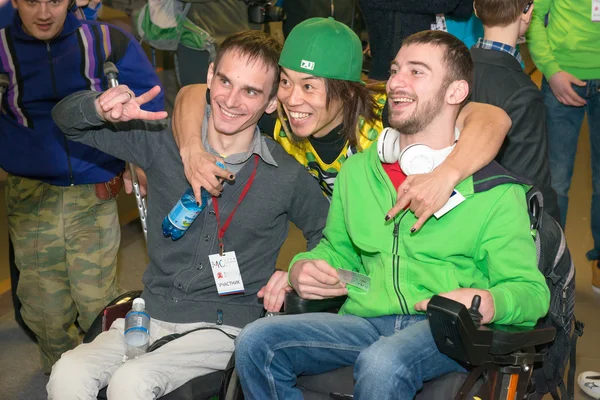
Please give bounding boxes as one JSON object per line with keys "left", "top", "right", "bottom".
{"left": 470, "top": 47, "right": 560, "bottom": 221}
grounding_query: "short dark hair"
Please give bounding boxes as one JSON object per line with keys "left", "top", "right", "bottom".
{"left": 213, "top": 30, "right": 282, "bottom": 98}
{"left": 402, "top": 30, "right": 473, "bottom": 98}
{"left": 474, "top": 0, "right": 531, "bottom": 27}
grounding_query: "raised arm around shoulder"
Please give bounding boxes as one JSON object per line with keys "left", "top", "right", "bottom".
{"left": 173, "top": 83, "right": 208, "bottom": 148}
{"left": 449, "top": 101, "right": 510, "bottom": 182}
{"left": 172, "top": 83, "right": 231, "bottom": 201}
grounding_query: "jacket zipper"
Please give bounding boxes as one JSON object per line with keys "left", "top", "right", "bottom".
{"left": 47, "top": 42, "right": 75, "bottom": 186}
{"left": 392, "top": 209, "right": 410, "bottom": 315}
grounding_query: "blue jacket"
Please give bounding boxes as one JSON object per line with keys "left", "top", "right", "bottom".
{"left": 0, "top": 12, "right": 164, "bottom": 185}
{"left": 0, "top": 4, "right": 14, "bottom": 29}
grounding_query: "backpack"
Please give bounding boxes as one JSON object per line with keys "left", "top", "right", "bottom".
{"left": 526, "top": 190, "right": 584, "bottom": 400}
{"left": 472, "top": 162, "right": 584, "bottom": 400}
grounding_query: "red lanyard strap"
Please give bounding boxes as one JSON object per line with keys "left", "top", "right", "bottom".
{"left": 212, "top": 154, "right": 259, "bottom": 255}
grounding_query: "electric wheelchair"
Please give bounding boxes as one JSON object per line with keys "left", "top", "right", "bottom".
{"left": 218, "top": 291, "right": 556, "bottom": 400}
{"left": 217, "top": 191, "right": 575, "bottom": 400}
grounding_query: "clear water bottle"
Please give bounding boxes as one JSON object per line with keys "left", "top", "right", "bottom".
{"left": 124, "top": 298, "right": 150, "bottom": 361}
{"left": 162, "top": 162, "right": 225, "bottom": 241}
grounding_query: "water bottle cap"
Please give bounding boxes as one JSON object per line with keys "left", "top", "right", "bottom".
{"left": 132, "top": 298, "right": 145, "bottom": 310}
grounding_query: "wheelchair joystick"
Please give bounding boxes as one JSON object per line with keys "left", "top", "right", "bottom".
{"left": 469, "top": 295, "right": 483, "bottom": 327}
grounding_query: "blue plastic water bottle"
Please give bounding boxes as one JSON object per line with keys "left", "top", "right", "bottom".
{"left": 162, "top": 162, "right": 225, "bottom": 240}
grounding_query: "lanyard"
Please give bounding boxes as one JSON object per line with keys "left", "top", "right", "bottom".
{"left": 212, "top": 154, "right": 259, "bottom": 256}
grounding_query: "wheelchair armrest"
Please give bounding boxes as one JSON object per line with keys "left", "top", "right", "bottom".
{"left": 83, "top": 290, "right": 143, "bottom": 343}
{"left": 427, "top": 296, "right": 556, "bottom": 366}
{"left": 427, "top": 295, "right": 493, "bottom": 366}
{"left": 487, "top": 322, "right": 556, "bottom": 355}
{"left": 101, "top": 290, "right": 144, "bottom": 331}
{"left": 106, "top": 290, "right": 144, "bottom": 308}
{"left": 284, "top": 290, "right": 347, "bottom": 315}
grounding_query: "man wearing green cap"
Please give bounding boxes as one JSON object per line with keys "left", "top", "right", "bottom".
{"left": 232, "top": 30, "right": 549, "bottom": 400}
{"left": 170, "top": 16, "right": 510, "bottom": 229}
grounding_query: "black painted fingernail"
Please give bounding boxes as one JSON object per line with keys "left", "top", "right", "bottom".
{"left": 385, "top": 215, "right": 390, "bottom": 221}
{"left": 410, "top": 228, "right": 416, "bottom": 233}
{"left": 229, "top": 175, "right": 234, "bottom": 180}
{"left": 196, "top": 202, "right": 200, "bottom": 206}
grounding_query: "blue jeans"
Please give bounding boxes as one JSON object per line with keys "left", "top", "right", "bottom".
{"left": 541, "top": 78, "right": 600, "bottom": 260}
{"left": 234, "top": 313, "right": 465, "bottom": 400}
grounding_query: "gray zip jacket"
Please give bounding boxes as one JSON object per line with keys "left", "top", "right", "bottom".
{"left": 52, "top": 91, "right": 329, "bottom": 328}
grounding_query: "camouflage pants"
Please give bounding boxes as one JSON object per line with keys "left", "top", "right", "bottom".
{"left": 5, "top": 175, "right": 120, "bottom": 373}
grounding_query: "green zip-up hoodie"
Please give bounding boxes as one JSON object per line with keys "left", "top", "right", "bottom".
{"left": 526, "top": 0, "right": 600, "bottom": 80}
{"left": 291, "top": 145, "right": 550, "bottom": 326}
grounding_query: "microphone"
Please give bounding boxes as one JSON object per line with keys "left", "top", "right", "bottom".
{"left": 0, "top": 74, "right": 9, "bottom": 108}
{"left": 103, "top": 62, "right": 119, "bottom": 88}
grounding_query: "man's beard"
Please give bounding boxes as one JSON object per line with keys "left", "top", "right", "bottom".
{"left": 388, "top": 89, "right": 445, "bottom": 135}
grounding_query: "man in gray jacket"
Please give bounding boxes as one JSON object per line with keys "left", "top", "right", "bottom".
{"left": 47, "top": 30, "right": 329, "bottom": 400}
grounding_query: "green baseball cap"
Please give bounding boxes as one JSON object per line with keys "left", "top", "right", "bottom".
{"left": 279, "top": 17, "right": 363, "bottom": 83}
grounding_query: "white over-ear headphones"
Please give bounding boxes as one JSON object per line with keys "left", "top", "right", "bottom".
{"left": 377, "top": 127, "right": 460, "bottom": 175}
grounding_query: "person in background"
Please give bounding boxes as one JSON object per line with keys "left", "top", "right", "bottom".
{"left": 1, "top": 0, "right": 106, "bottom": 346}
{"left": 469, "top": 0, "right": 560, "bottom": 221}
{"left": 74, "top": 0, "right": 102, "bottom": 20}
{"left": 0, "top": 0, "right": 163, "bottom": 373}
{"left": 526, "top": 0, "right": 600, "bottom": 291}
{"left": 526, "top": 0, "right": 600, "bottom": 392}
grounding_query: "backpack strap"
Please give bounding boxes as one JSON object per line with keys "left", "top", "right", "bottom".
{"left": 527, "top": 190, "right": 544, "bottom": 234}
{"left": 543, "top": 360, "right": 562, "bottom": 400}
{"left": 473, "top": 162, "right": 543, "bottom": 234}
{"left": 567, "top": 321, "right": 586, "bottom": 399}
{"left": 472, "top": 161, "right": 531, "bottom": 193}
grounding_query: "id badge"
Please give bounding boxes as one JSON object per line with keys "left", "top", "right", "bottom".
{"left": 209, "top": 251, "right": 245, "bottom": 295}
{"left": 431, "top": 14, "right": 448, "bottom": 32}
{"left": 593, "top": 0, "right": 600, "bottom": 22}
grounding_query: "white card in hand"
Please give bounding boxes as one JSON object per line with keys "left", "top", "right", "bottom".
{"left": 434, "top": 190, "right": 466, "bottom": 219}
{"left": 337, "top": 268, "right": 371, "bottom": 292}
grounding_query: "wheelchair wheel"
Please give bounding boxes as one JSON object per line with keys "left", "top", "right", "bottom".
{"left": 223, "top": 369, "right": 244, "bottom": 400}
{"left": 219, "top": 353, "right": 244, "bottom": 400}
